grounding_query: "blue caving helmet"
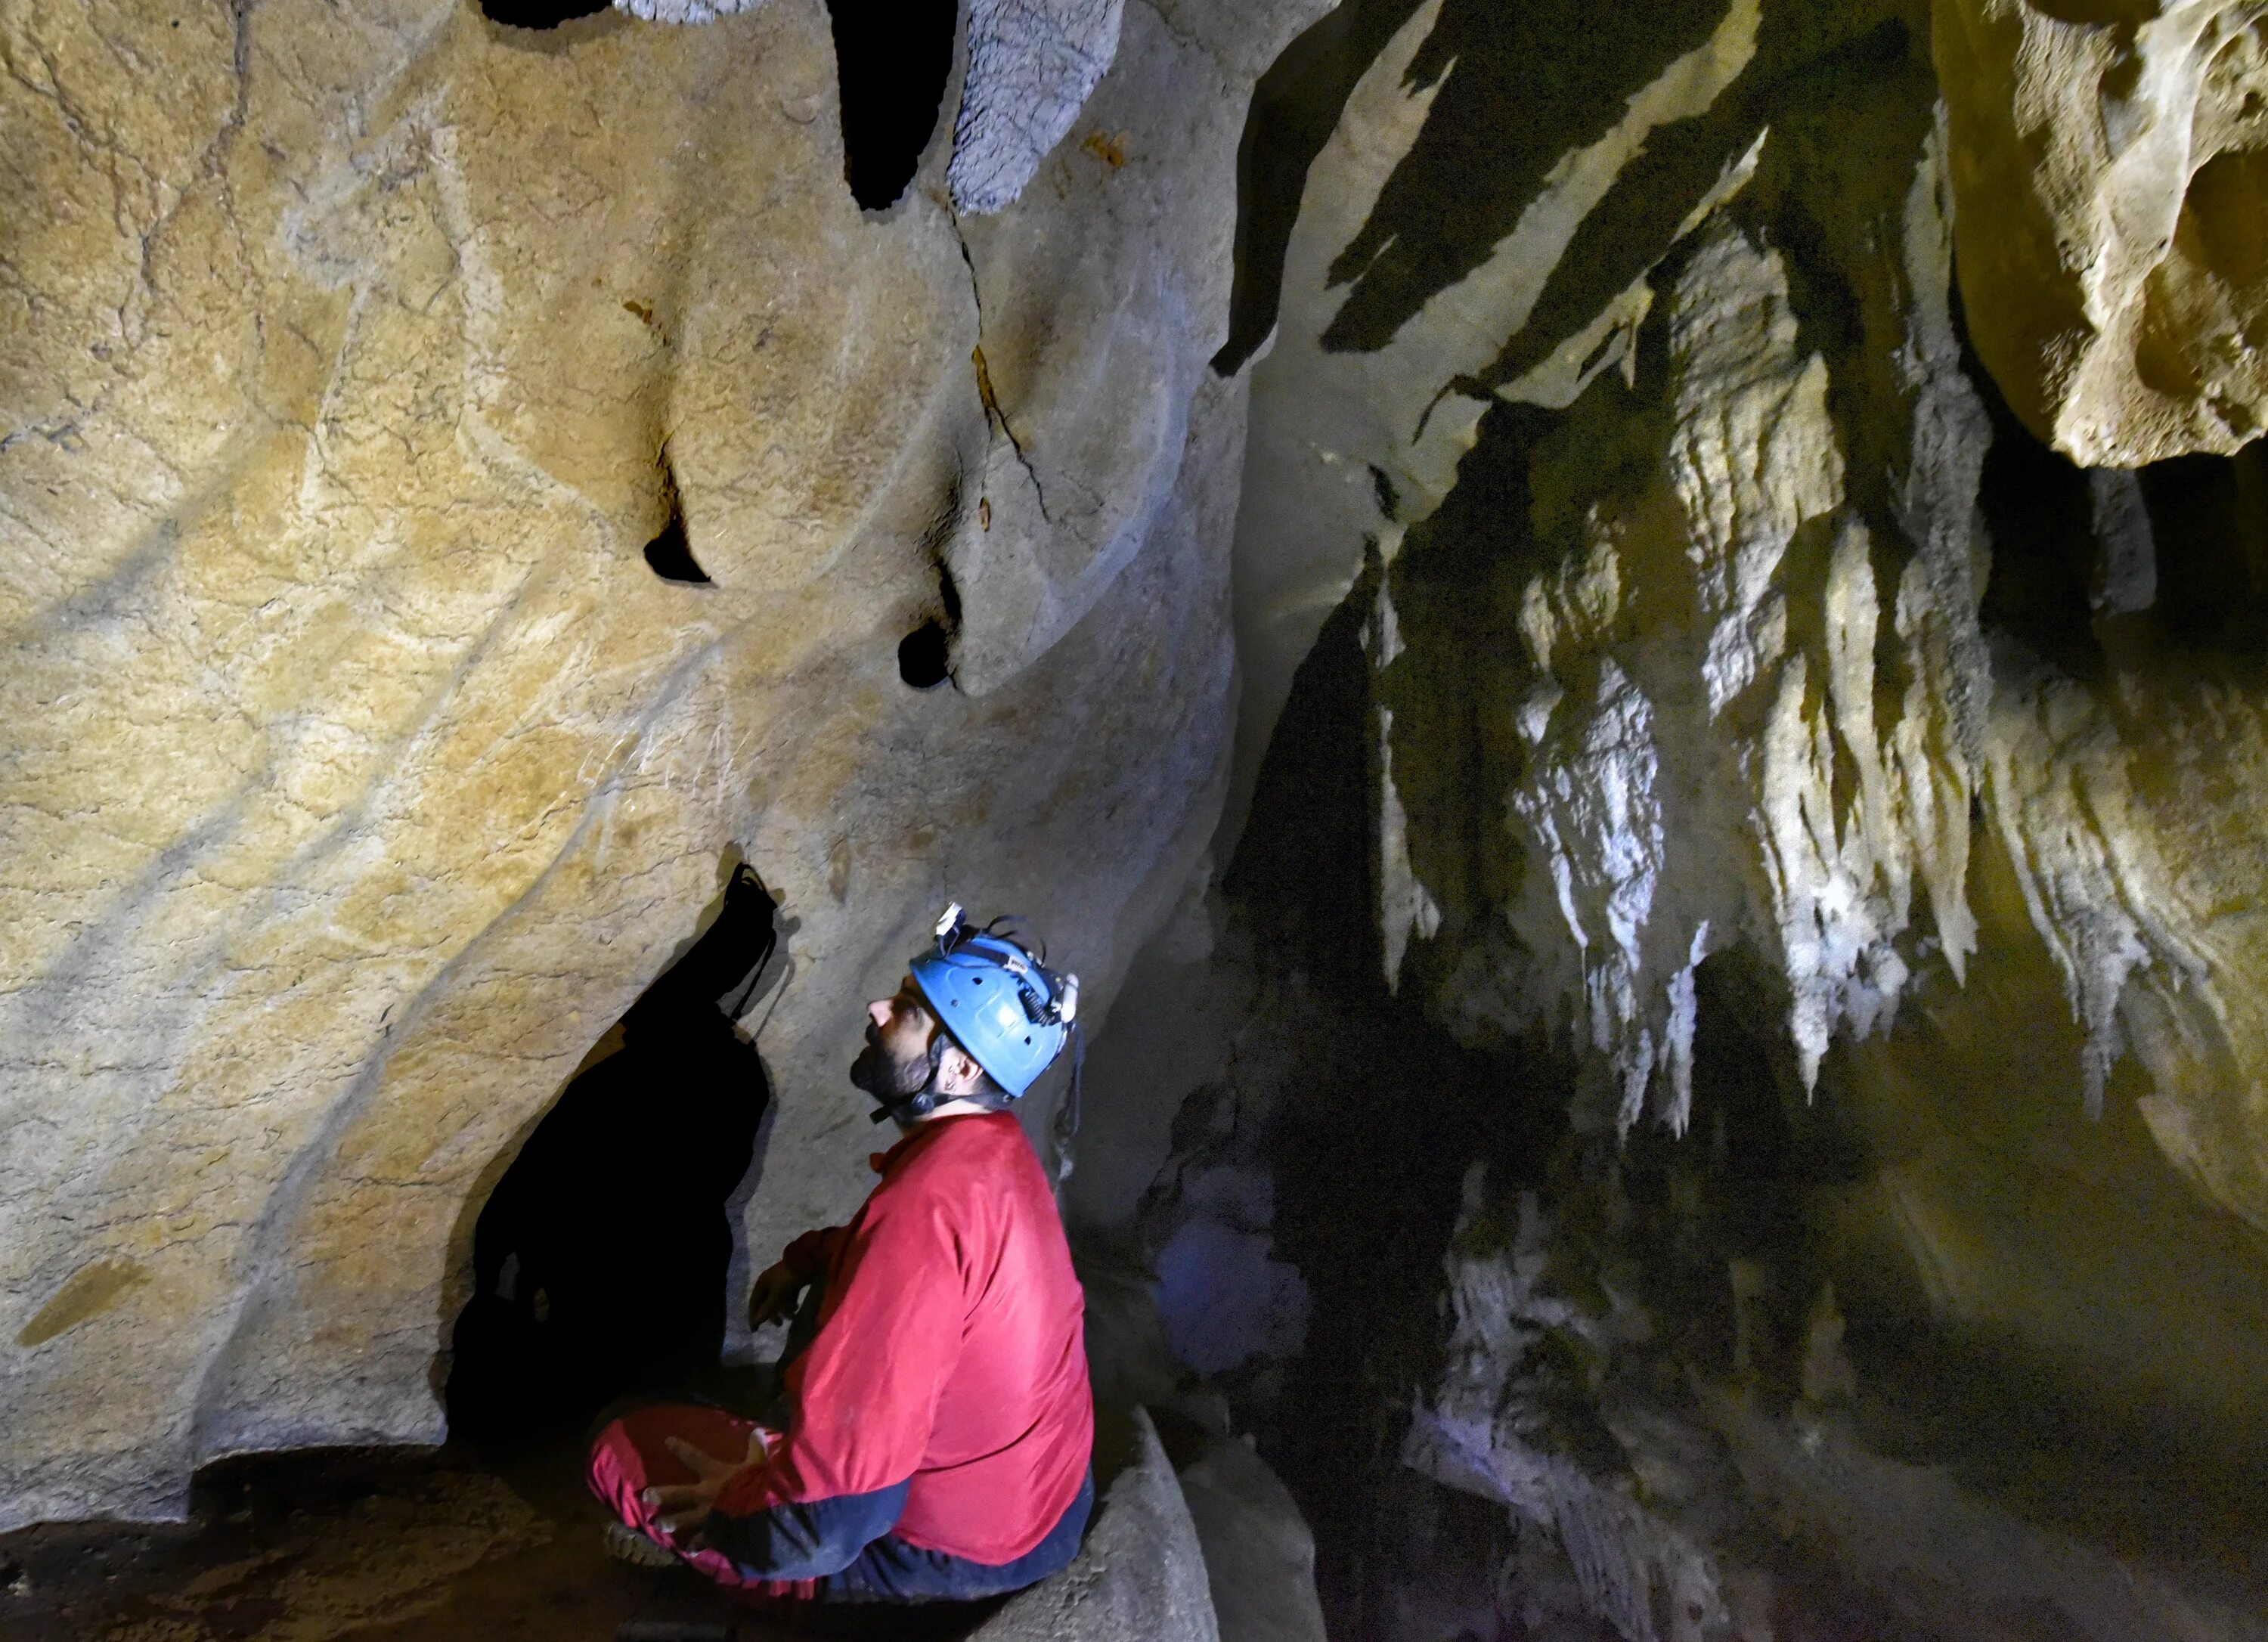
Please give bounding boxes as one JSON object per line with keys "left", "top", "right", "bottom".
{"left": 909, "top": 903, "right": 1079, "bottom": 1099}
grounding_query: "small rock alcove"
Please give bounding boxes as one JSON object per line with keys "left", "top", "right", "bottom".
{"left": 823, "top": 0, "right": 958, "bottom": 209}
{"left": 642, "top": 462, "right": 712, "bottom": 586}
{"left": 897, "top": 618, "right": 952, "bottom": 689}
{"left": 445, "top": 864, "right": 780, "bottom": 1442}
{"left": 476, "top": 0, "right": 611, "bottom": 29}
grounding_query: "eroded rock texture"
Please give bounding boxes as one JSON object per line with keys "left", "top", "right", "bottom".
{"left": 1236, "top": 0, "right": 1995, "bottom": 1130}
{"left": 1114, "top": 0, "right": 2268, "bottom": 1634}
{"left": 1937, "top": 0, "right": 2268, "bottom": 464}
{"left": 1226, "top": 0, "right": 2268, "bottom": 1324}
{"left": 0, "top": 0, "right": 1321, "bottom": 1529}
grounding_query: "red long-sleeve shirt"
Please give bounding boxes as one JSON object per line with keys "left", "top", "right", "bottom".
{"left": 714, "top": 1111, "right": 1092, "bottom": 1566}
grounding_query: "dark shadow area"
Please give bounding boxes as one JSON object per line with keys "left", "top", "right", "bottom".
{"left": 478, "top": 0, "right": 610, "bottom": 28}
{"left": 1968, "top": 306, "right": 2108, "bottom": 683}
{"left": 1320, "top": 0, "right": 1729, "bottom": 354}
{"left": 1213, "top": 553, "right": 1572, "bottom": 1637}
{"left": 446, "top": 864, "right": 779, "bottom": 1445}
{"left": 1375, "top": 397, "right": 1560, "bottom": 937}
{"left": 1965, "top": 263, "right": 2268, "bottom": 680}
{"left": 1476, "top": 7, "right": 1913, "bottom": 389}
{"left": 824, "top": 0, "right": 957, "bottom": 210}
{"left": 2137, "top": 443, "right": 2268, "bottom": 656}
{"left": 642, "top": 516, "right": 709, "bottom": 586}
{"left": 643, "top": 463, "right": 711, "bottom": 587}
{"left": 898, "top": 618, "right": 951, "bottom": 689}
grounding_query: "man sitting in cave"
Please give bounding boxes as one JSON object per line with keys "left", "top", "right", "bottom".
{"left": 586, "top": 903, "right": 1094, "bottom": 1606}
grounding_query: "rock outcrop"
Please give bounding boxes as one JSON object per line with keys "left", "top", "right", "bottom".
{"left": 1937, "top": 0, "right": 2268, "bottom": 464}
{"left": 0, "top": 0, "right": 1320, "bottom": 1530}
{"left": 1223, "top": 0, "right": 2268, "bottom": 1345}
{"left": 1117, "top": 0, "right": 2268, "bottom": 1630}
{"left": 974, "top": 1406, "right": 1222, "bottom": 1642}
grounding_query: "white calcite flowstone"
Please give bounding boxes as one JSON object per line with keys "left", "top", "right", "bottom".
{"left": 1204, "top": 0, "right": 2268, "bottom": 1566}
{"left": 1231, "top": 0, "right": 1987, "bottom": 1132}
{"left": 0, "top": 0, "right": 1322, "bottom": 1529}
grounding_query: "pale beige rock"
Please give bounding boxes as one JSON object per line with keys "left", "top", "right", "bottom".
{"left": 972, "top": 1407, "right": 1221, "bottom": 1642}
{"left": 0, "top": 0, "right": 1318, "bottom": 1530}
{"left": 1937, "top": 0, "right": 2268, "bottom": 463}
{"left": 1176, "top": 1433, "right": 1328, "bottom": 1642}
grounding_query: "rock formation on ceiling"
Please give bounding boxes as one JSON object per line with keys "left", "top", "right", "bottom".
{"left": 1096, "top": 0, "right": 2268, "bottom": 1633}
{"left": 614, "top": 0, "right": 1129, "bottom": 221}
{"left": 0, "top": 0, "right": 1324, "bottom": 1531}
{"left": 1936, "top": 0, "right": 2268, "bottom": 465}
{"left": 1226, "top": 0, "right": 2268, "bottom": 1253}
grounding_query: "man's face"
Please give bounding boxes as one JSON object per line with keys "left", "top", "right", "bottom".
{"left": 851, "top": 975, "right": 940, "bottom": 1101}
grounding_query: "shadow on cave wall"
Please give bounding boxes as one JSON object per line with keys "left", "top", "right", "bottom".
{"left": 1157, "top": 551, "right": 1574, "bottom": 1635}
{"left": 444, "top": 862, "right": 781, "bottom": 1444}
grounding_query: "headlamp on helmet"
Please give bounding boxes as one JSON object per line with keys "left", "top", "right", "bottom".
{"left": 909, "top": 904, "right": 1078, "bottom": 1099}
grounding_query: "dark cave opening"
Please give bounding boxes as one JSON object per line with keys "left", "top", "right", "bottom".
{"left": 823, "top": 0, "right": 958, "bottom": 211}
{"left": 642, "top": 466, "right": 711, "bottom": 586}
{"left": 897, "top": 617, "right": 952, "bottom": 689}
{"left": 476, "top": 0, "right": 610, "bottom": 29}
{"left": 641, "top": 516, "right": 710, "bottom": 586}
{"left": 444, "top": 864, "right": 779, "bottom": 1444}
{"left": 1961, "top": 266, "right": 2268, "bottom": 681}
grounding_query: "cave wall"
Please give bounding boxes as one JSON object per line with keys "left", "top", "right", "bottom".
{"left": 1082, "top": 0, "right": 2268, "bottom": 1634}
{"left": 1203, "top": 0, "right": 2268, "bottom": 1420}
{"left": 14, "top": 0, "right": 2268, "bottom": 1616}
{"left": 1936, "top": 0, "right": 2268, "bottom": 466}
{"left": 0, "top": 0, "right": 1324, "bottom": 1529}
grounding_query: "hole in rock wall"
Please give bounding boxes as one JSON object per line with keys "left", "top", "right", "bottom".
{"left": 641, "top": 463, "right": 711, "bottom": 586}
{"left": 897, "top": 617, "right": 952, "bottom": 689}
{"left": 2136, "top": 444, "right": 2268, "bottom": 652}
{"left": 445, "top": 864, "right": 779, "bottom": 1442}
{"left": 476, "top": 0, "right": 609, "bottom": 29}
{"left": 1970, "top": 293, "right": 2268, "bottom": 677}
{"left": 823, "top": 0, "right": 957, "bottom": 210}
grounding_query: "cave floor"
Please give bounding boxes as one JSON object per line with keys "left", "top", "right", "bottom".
{"left": 0, "top": 1439, "right": 794, "bottom": 1642}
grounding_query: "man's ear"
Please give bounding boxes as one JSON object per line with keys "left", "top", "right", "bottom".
{"left": 937, "top": 1042, "right": 987, "bottom": 1096}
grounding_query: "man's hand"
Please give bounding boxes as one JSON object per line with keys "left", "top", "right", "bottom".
{"left": 641, "top": 1429, "right": 767, "bottom": 1539}
{"left": 747, "top": 1260, "right": 805, "bottom": 1331}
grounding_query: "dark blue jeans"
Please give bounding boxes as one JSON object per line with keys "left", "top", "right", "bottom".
{"left": 779, "top": 1468, "right": 1093, "bottom": 1603}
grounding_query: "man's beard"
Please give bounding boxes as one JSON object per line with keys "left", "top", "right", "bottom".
{"left": 850, "top": 1022, "right": 936, "bottom": 1111}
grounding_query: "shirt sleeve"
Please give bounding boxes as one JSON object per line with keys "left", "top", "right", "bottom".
{"left": 710, "top": 1172, "right": 970, "bottom": 1578}
{"left": 777, "top": 1226, "right": 845, "bottom": 1281}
